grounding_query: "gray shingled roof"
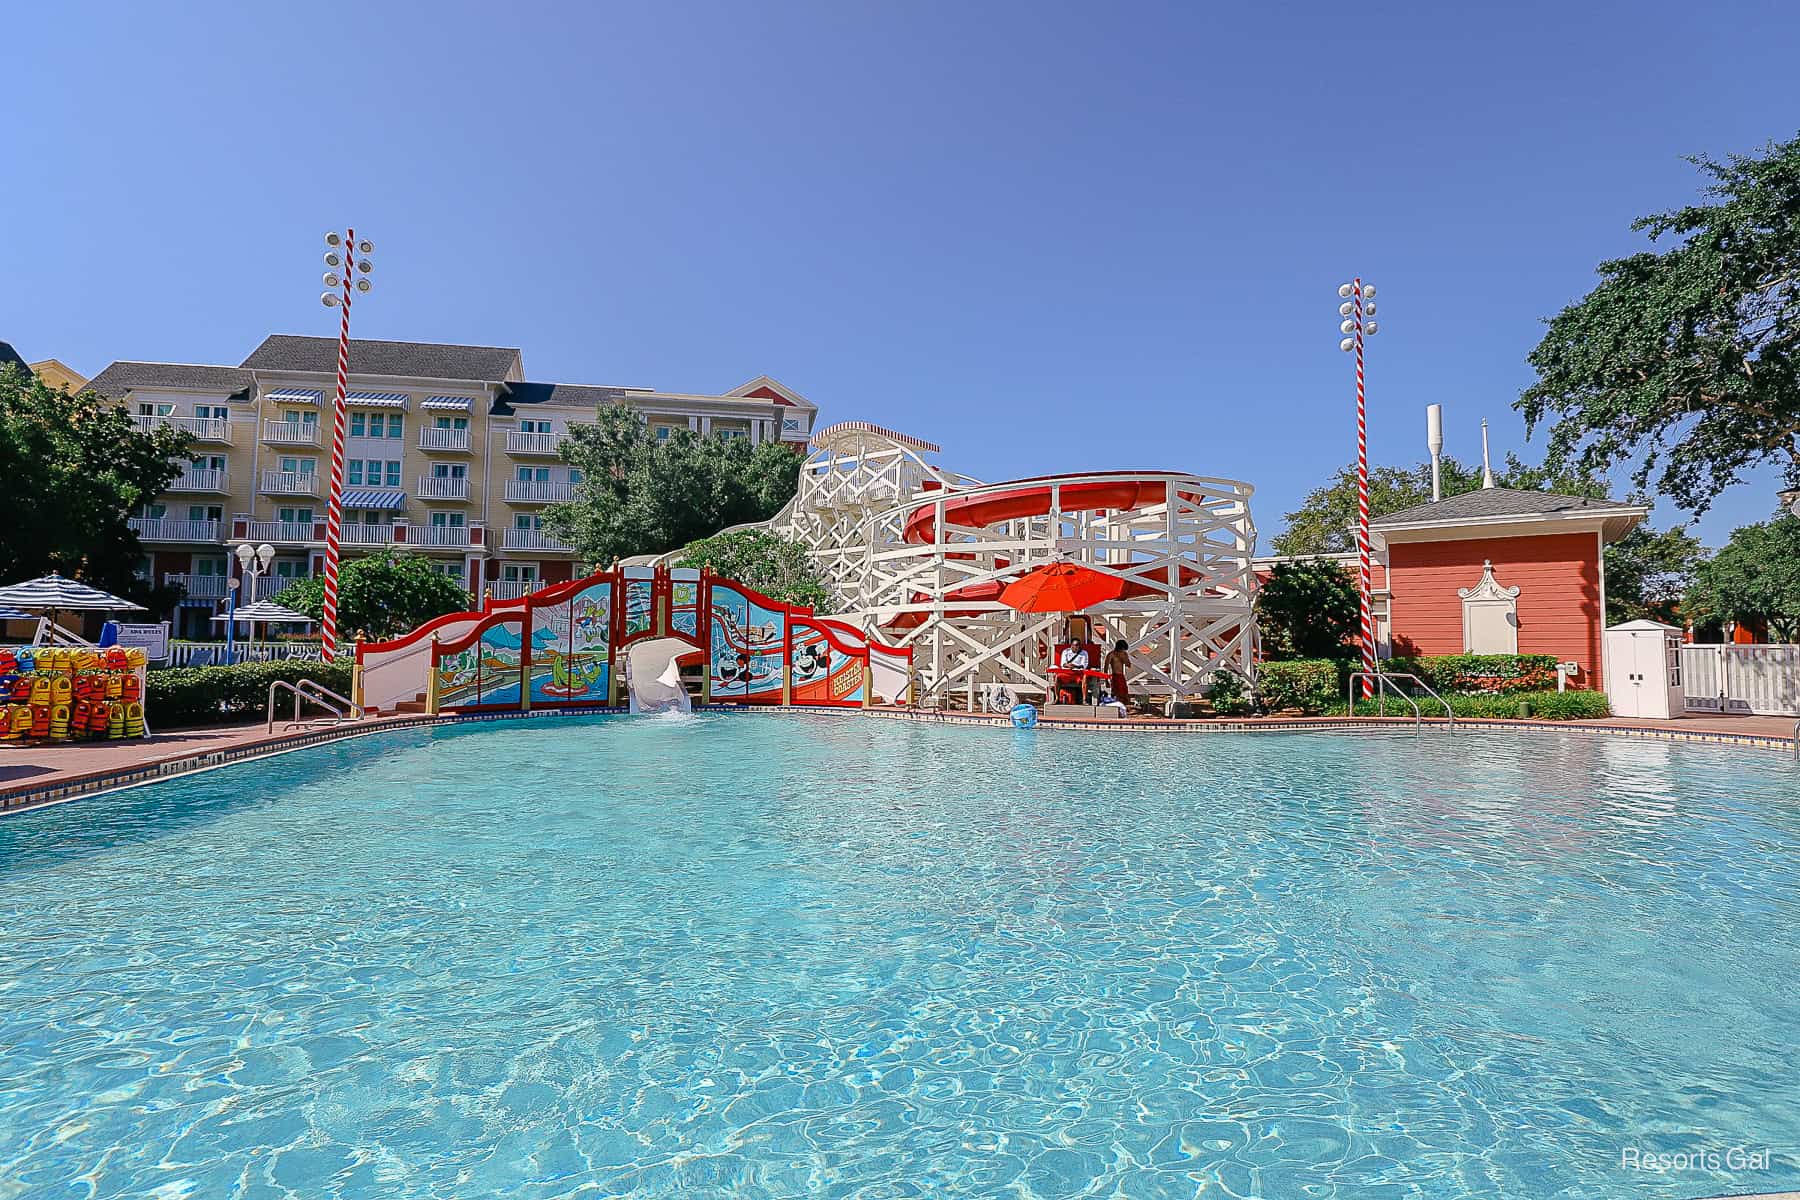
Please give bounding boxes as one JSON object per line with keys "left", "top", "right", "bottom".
{"left": 1372, "top": 487, "right": 1640, "bottom": 526}
{"left": 241, "top": 335, "right": 522, "bottom": 382}
{"left": 0, "top": 342, "right": 27, "bottom": 372}
{"left": 85, "top": 361, "right": 255, "bottom": 401}
{"left": 493, "top": 381, "right": 629, "bottom": 415}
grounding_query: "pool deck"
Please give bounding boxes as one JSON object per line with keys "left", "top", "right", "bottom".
{"left": 2, "top": 706, "right": 1794, "bottom": 815}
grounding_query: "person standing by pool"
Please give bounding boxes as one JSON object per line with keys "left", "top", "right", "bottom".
{"left": 1104, "top": 639, "right": 1132, "bottom": 707}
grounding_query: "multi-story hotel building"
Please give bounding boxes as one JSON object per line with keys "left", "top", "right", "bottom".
{"left": 88, "top": 336, "right": 818, "bottom": 637}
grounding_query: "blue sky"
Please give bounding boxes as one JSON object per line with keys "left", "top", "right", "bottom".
{"left": 5, "top": 1, "right": 1795, "bottom": 547}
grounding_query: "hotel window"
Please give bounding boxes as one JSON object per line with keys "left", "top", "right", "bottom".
{"left": 432, "top": 562, "right": 464, "bottom": 579}
{"left": 274, "top": 560, "right": 309, "bottom": 581}
{"left": 568, "top": 468, "right": 584, "bottom": 483}
{"left": 193, "top": 556, "right": 227, "bottom": 577}
{"left": 187, "top": 505, "right": 223, "bottom": 522}
{"left": 353, "top": 510, "right": 392, "bottom": 526}
{"left": 349, "top": 413, "right": 367, "bottom": 437}
{"left": 434, "top": 415, "right": 469, "bottom": 431}
{"left": 517, "top": 466, "right": 550, "bottom": 483}
{"left": 346, "top": 461, "right": 362, "bottom": 485}
{"left": 654, "top": 425, "right": 675, "bottom": 442}
{"left": 282, "top": 410, "right": 318, "bottom": 429}
{"left": 139, "top": 503, "right": 168, "bottom": 520}
{"left": 383, "top": 414, "right": 403, "bottom": 438}
{"left": 190, "top": 454, "right": 226, "bottom": 472}
{"left": 431, "top": 463, "right": 467, "bottom": 480}
{"left": 519, "top": 419, "right": 552, "bottom": 434}
{"left": 279, "top": 456, "right": 316, "bottom": 475}
{"left": 196, "top": 405, "right": 229, "bottom": 421}
{"left": 514, "top": 513, "right": 542, "bottom": 531}
{"left": 277, "top": 507, "right": 314, "bottom": 524}
{"left": 430, "top": 511, "right": 466, "bottom": 528}
{"left": 137, "top": 401, "right": 174, "bottom": 418}
{"left": 502, "top": 564, "right": 538, "bottom": 583}
{"left": 717, "top": 428, "right": 746, "bottom": 441}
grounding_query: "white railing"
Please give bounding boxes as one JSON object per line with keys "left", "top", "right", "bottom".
{"left": 240, "top": 520, "right": 318, "bottom": 543}
{"left": 1680, "top": 644, "right": 1800, "bottom": 716}
{"left": 263, "top": 420, "right": 320, "bottom": 446}
{"left": 129, "top": 517, "right": 220, "bottom": 542}
{"left": 261, "top": 470, "right": 319, "bottom": 495}
{"left": 504, "top": 479, "right": 574, "bottom": 503}
{"left": 418, "top": 427, "right": 471, "bottom": 452}
{"left": 488, "top": 579, "right": 552, "bottom": 600}
{"left": 165, "top": 572, "right": 229, "bottom": 599}
{"left": 414, "top": 525, "right": 471, "bottom": 548}
{"left": 135, "top": 414, "right": 231, "bottom": 442}
{"left": 417, "top": 475, "right": 469, "bottom": 500}
{"left": 502, "top": 528, "right": 574, "bottom": 552}
{"left": 167, "top": 641, "right": 320, "bottom": 668}
{"left": 506, "top": 431, "right": 560, "bottom": 455}
{"left": 341, "top": 524, "right": 396, "bottom": 546}
{"left": 250, "top": 576, "right": 292, "bottom": 600}
{"left": 169, "top": 468, "right": 229, "bottom": 492}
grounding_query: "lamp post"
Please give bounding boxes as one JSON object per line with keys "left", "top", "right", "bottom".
{"left": 1337, "top": 279, "right": 1379, "bottom": 698}
{"left": 232, "top": 542, "right": 276, "bottom": 661}
{"left": 319, "top": 230, "right": 374, "bottom": 662}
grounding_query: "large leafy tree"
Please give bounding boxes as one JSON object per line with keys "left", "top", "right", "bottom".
{"left": 274, "top": 550, "right": 470, "bottom": 641}
{"left": 544, "top": 404, "right": 802, "bottom": 564}
{"left": 676, "top": 529, "right": 833, "bottom": 612}
{"left": 1257, "top": 558, "right": 1359, "bottom": 660}
{"left": 1274, "top": 451, "right": 1705, "bottom": 623}
{"left": 0, "top": 365, "right": 190, "bottom": 599}
{"left": 1517, "top": 133, "right": 1800, "bottom": 514}
{"left": 1684, "top": 514, "right": 1800, "bottom": 641}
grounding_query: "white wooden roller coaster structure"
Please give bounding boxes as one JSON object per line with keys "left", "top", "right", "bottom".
{"left": 764, "top": 422, "right": 1259, "bottom": 708}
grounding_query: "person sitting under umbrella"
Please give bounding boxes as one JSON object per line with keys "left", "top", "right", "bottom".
{"left": 1057, "top": 639, "right": 1092, "bottom": 702}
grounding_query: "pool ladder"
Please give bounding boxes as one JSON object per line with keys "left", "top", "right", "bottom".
{"left": 1346, "top": 671, "right": 1455, "bottom": 731}
{"left": 267, "top": 679, "right": 362, "bottom": 734}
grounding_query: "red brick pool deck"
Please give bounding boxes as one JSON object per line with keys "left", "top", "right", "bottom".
{"left": 2, "top": 708, "right": 1794, "bottom": 815}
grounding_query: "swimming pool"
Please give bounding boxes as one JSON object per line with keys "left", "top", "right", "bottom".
{"left": 3, "top": 714, "right": 1797, "bottom": 1198}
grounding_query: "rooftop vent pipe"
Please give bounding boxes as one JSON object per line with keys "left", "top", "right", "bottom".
{"left": 1426, "top": 404, "right": 1444, "bottom": 502}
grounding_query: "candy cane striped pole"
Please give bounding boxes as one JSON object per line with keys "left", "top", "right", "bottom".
{"left": 1353, "top": 279, "right": 1374, "bottom": 699}
{"left": 320, "top": 229, "right": 356, "bottom": 662}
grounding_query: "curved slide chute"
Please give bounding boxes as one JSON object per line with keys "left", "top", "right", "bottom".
{"left": 626, "top": 638, "right": 700, "bottom": 715}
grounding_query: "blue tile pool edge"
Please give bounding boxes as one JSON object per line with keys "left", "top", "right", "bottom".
{"left": 2, "top": 704, "right": 1793, "bottom": 816}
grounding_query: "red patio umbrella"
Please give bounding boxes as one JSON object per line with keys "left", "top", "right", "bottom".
{"left": 998, "top": 560, "right": 1124, "bottom": 613}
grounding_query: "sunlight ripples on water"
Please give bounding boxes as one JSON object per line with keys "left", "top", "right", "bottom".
{"left": 2, "top": 715, "right": 1797, "bottom": 1198}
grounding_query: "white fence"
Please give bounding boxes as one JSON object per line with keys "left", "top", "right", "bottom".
{"left": 166, "top": 642, "right": 321, "bottom": 668}
{"left": 1680, "top": 644, "right": 1800, "bottom": 716}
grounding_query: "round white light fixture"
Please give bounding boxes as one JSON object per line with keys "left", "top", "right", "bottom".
{"left": 1338, "top": 283, "right": 1353, "bottom": 298}
{"left": 1362, "top": 284, "right": 1376, "bottom": 298}
{"left": 1339, "top": 301, "right": 1353, "bottom": 316}
{"left": 356, "top": 278, "right": 372, "bottom": 293}
{"left": 1340, "top": 319, "right": 1355, "bottom": 334}
{"left": 356, "top": 239, "right": 374, "bottom": 255}
{"left": 1365, "top": 320, "right": 1379, "bottom": 334}
{"left": 323, "top": 272, "right": 341, "bottom": 287}
{"left": 324, "top": 231, "right": 343, "bottom": 248}
{"left": 321, "top": 291, "right": 341, "bottom": 307}
{"left": 1340, "top": 337, "right": 1355, "bottom": 351}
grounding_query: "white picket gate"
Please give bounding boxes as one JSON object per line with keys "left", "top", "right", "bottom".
{"left": 1680, "top": 644, "right": 1800, "bottom": 716}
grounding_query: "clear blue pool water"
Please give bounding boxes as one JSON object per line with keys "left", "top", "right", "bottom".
{"left": 3, "top": 714, "right": 1798, "bottom": 1199}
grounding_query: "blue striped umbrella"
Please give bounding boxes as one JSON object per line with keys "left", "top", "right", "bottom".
{"left": 0, "top": 573, "right": 145, "bottom": 613}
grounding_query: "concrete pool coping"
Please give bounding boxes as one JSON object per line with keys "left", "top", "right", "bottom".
{"left": 2, "top": 704, "right": 1794, "bottom": 816}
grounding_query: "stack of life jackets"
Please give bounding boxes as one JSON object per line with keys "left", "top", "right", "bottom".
{"left": 0, "top": 645, "right": 149, "bottom": 742}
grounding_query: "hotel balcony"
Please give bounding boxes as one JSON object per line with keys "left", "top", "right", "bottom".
{"left": 413, "top": 525, "right": 472, "bottom": 549}
{"left": 134, "top": 414, "right": 232, "bottom": 443}
{"left": 503, "top": 479, "right": 574, "bottom": 504}
{"left": 501, "top": 528, "right": 575, "bottom": 552}
{"left": 168, "top": 468, "right": 230, "bottom": 493}
{"left": 261, "top": 470, "right": 320, "bottom": 497}
{"left": 165, "top": 572, "right": 229, "bottom": 601}
{"left": 416, "top": 475, "right": 470, "bottom": 501}
{"left": 340, "top": 523, "right": 398, "bottom": 546}
{"left": 488, "top": 579, "right": 554, "bottom": 600}
{"left": 129, "top": 517, "right": 221, "bottom": 543}
{"left": 505, "top": 431, "right": 560, "bottom": 455}
{"left": 238, "top": 520, "right": 322, "bottom": 545}
{"left": 418, "top": 427, "right": 472, "bottom": 452}
{"left": 262, "top": 420, "right": 321, "bottom": 446}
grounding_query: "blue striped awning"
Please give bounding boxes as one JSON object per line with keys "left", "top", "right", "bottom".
{"left": 422, "top": 395, "right": 472, "bottom": 411}
{"left": 341, "top": 489, "right": 408, "bottom": 509}
{"left": 344, "top": 391, "right": 409, "bottom": 408}
{"left": 266, "top": 387, "right": 322, "bottom": 404}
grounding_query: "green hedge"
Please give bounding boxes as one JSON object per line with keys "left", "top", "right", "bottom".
{"left": 146, "top": 659, "right": 354, "bottom": 727}
{"left": 1257, "top": 659, "right": 1339, "bottom": 713}
{"left": 1384, "top": 653, "right": 1562, "bottom": 694}
{"left": 1334, "top": 689, "right": 1610, "bottom": 720}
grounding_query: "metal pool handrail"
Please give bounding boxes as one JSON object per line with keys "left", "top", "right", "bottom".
{"left": 1793, "top": 719, "right": 1799, "bottom": 758}
{"left": 267, "top": 678, "right": 361, "bottom": 734}
{"left": 1347, "top": 671, "right": 1455, "bottom": 731}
